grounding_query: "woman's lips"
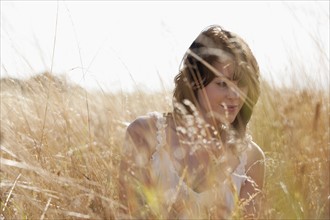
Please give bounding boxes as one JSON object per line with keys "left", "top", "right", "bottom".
{"left": 221, "top": 104, "right": 238, "bottom": 113}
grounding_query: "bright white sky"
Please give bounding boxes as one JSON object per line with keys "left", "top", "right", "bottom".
{"left": 1, "top": 1, "right": 329, "bottom": 92}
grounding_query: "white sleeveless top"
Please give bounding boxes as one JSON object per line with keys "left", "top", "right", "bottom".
{"left": 148, "top": 112, "right": 249, "bottom": 219}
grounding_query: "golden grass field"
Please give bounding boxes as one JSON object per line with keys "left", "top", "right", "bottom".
{"left": 0, "top": 70, "right": 328, "bottom": 219}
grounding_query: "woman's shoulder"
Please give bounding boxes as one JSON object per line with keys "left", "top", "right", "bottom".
{"left": 126, "top": 112, "right": 164, "bottom": 134}
{"left": 125, "top": 111, "right": 169, "bottom": 147}
{"left": 245, "top": 139, "right": 265, "bottom": 170}
{"left": 123, "top": 113, "right": 162, "bottom": 156}
{"left": 249, "top": 141, "right": 265, "bottom": 159}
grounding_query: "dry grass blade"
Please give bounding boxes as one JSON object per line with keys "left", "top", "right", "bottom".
{"left": 2, "top": 173, "right": 21, "bottom": 213}
{"left": 40, "top": 197, "right": 52, "bottom": 220}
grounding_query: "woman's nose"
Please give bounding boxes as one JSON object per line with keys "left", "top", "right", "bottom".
{"left": 228, "top": 87, "right": 240, "bottom": 99}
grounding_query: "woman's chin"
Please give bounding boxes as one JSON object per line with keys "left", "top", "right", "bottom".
{"left": 226, "top": 115, "right": 237, "bottom": 124}
{"left": 204, "top": 111, "right": 237, "bottom": 126}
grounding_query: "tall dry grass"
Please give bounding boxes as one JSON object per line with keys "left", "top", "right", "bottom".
{"left": 0, "top": 72, "right": 171, "bottom": 219}
{"left": 1, "top": 2, "right": 329, "bottom": 217}
{"left": 0, "top": 69, "right": 328, "bottom": 219}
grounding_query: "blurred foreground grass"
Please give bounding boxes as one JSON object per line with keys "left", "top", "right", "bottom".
{"left": 0, "top": 72, "right": 329, "bottom": 219}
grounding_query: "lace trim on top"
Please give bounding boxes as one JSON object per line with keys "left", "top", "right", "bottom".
{"left": 154, "top": 112, "right": 167, "bottom": 151}
{"left": 149, "top": 112, "right": 191, "bottom": 204}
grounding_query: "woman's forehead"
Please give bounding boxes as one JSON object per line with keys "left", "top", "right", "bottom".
{"left": 212, "top": 59, "right": 235, "bottom": 78}
{"left": 213, "top": 58, "right": 234, "bottom": 68}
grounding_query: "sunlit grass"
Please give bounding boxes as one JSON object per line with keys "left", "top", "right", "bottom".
{"left": 0, "top": 67, "right": 328, "bottom": 219}
{"left": 1, "top": 2, "right": 329, "bottom": 216}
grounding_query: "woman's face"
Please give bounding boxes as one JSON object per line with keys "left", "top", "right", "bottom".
{"left": 197, "top": 60, "right": 248, "bottom": 125}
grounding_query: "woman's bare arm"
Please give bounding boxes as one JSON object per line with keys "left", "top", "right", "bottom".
{"left": 239, "top": 142, "right": 265, "bottom": 219}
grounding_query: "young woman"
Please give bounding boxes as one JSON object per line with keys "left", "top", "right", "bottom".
{"left": 119, "top": 25, "right": 265, "bottom": 219}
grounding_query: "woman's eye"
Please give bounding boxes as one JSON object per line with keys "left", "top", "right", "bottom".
{"left": 217, "top": 81, "right": 227, "bottom": 88}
